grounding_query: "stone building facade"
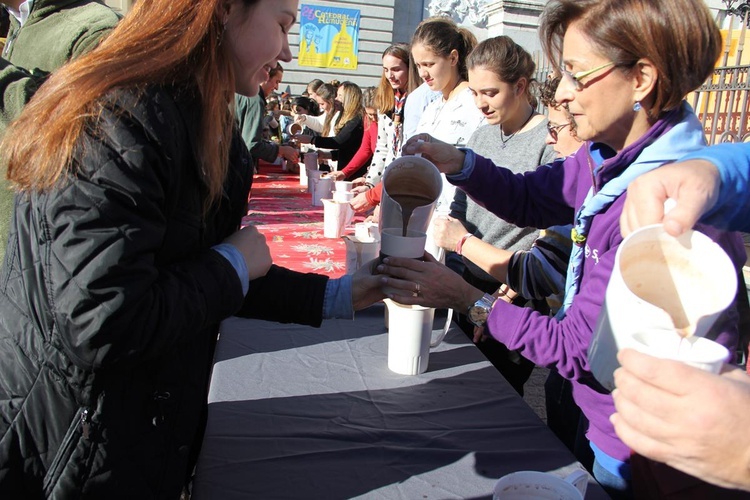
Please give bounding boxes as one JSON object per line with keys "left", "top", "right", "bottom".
{"left": 103, "top": 0, "right": 732, "bottom": 95}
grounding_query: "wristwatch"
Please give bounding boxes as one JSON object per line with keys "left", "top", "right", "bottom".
{"left": 467, "top": 293, "right": 496, "bottom": 327}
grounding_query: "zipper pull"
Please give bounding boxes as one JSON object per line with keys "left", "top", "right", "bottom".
{"left": 81, "top": 408, "right": 91, "bottom": 440}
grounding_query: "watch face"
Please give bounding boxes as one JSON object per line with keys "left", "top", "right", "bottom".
{"left": 468, "top": 294, "right": 494, "bottom": 327}
{"left": 468, "top": 306, "right": 488, "bottom": 326}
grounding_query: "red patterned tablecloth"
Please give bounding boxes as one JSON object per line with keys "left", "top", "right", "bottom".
{"left": 241, "top": 162, "right": 364, "bottom": 278}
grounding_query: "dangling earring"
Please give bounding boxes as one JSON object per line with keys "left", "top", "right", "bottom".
{"left": 633, "top": 101, "right": 643, "bottom": 112}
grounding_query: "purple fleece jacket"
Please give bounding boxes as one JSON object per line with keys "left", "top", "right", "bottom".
{"left": 450, "top": 107, "right": 745, "bottom": 462}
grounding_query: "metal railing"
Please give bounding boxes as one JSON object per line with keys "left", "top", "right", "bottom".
{"left": 690, "top": 10, "right": 750, "bottom": 144}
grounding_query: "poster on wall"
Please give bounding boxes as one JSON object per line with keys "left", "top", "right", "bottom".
{"left": 298, "top": 4, "right": 360, "bottom": 70}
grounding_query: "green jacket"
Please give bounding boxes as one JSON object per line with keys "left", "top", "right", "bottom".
{"left": 235, "top": 88, "right": 280, "bottom": 165}
{"left": 0, "top": 0, "right": 119, "bottom": 264}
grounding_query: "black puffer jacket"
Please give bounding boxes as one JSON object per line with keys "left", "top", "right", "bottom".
{"left": 0, "top": 85, "right": 328, "bottom": 498}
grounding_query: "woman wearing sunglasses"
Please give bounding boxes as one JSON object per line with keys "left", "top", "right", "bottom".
{"left": 380, "top": 0, "right": 745, "bottom": 497}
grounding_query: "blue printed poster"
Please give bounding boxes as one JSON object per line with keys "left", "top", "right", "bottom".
{"left": 298, "top": 4, "right": 360, "bottom": 70}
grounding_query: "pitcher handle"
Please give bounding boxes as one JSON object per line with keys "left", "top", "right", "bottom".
{"left": 563, "top": 469, "right": 589, "bottom": 497}
{"left": 430, "top": 308, "right": 453, "bottom": 347}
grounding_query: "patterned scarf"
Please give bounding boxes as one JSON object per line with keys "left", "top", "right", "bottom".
{"left": 392, "top": 90, "right": 407, "bottom": 158}
{"left": 556, "top": 103, "right": 706, "bottom": 319}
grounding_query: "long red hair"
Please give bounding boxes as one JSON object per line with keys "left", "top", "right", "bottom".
{"left": 3, "top": 0, "right": 249, "bottom": 204}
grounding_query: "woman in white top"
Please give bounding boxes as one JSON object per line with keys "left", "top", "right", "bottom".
{"left": 297, "top": 82, "right": 341, "bottom": 137}
{"left": 349, "top": 44, "right": 412, "bottom": 213}
{"left": 361, "top": 43, "right": 412, "bottom": 188}
{"left": 411, "top": 16, "right": 485, "bottom": 213}
{"left": 296, "top": 82, "right": 342, "bottom": 170}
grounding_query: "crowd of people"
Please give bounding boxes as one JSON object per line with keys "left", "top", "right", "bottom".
{"left": 0, "top": 0, "right": 749, "bottom": 498}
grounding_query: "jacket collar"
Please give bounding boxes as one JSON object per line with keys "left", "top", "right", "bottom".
{"left": 588, "top": 102, "right": 705, "bottom": 190}
{"left": 6, "top": 0, "right": 33, "bottom": 25}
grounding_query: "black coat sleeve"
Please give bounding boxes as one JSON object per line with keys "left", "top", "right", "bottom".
{"left": 311, "top": 116, "right": 362, "bottom": 150}
{"left": 236, "top": 265, "right": 329, "bottom": 327}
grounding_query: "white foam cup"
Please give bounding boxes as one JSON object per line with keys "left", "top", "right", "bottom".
{"left": 355, "top": 222, "right": 380, "bottom": 242}
{"left": 310, "top": 175, "right": 333, "bottom": 207}
{"left": 379, "top": 228, "right": 427, "bottom": 259}
{"left": 332, "top": 191, "right": 353, "bottom": 203}
{"left": 342, "top": 235, "right": 380, "bottom": 275}
{"left": 493, "top": 470, "right": 588, "bottom": 500}
{"left": 335, "top": 180, "right": 353, "bottom": 192}
{"left": 630, "top": 329, "right": 730, "bottom": 373}
{"left": 322, "top": 199, "right": 353, "bottom": 238}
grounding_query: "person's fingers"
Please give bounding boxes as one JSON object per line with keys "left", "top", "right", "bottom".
{"left": 616, "top": 349, "right": 694, "bottom": 396}
{"left": 472, "top": 326, "right": 483, "bottom": 343}
{"left": 421, "top": 252, "right": 439, "bottom": 264}
{"left": 611, "top": 372, "right": 683, "bottom": 435}
{"left": 381, "top": 258, "right": 434, "bottom": 277}
{"left": 661, "top": 202, "right": 703, "bottom": 237}
{"left": 376, "top": 262, "right": 418, "bottom": 281}
{"left": 401, "top": 134, "right": 432, "bottom": 155}
{"left": 609, "top": 412, "right": 673, "bottom": 464}
{"left": 379, "top": 276, "right": 421, "bottom": 303}
{"left": 621, "top": 181, "right": 666, "bottom": 238}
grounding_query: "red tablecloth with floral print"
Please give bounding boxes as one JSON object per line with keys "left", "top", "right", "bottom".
{"left": 241, "top": 161, "right": 364, "bottom": 278}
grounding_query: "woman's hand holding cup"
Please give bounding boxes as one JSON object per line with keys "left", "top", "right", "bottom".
{"left": 377, "top": 252, "right": 483, "bottom": 311}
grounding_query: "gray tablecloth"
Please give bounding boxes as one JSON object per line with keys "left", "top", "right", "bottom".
{"left": 193, "top": 304, "right": 608, "bottom": 499}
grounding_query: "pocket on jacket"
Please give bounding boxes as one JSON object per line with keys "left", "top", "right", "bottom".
{"left": 42, "top": 407, "right": 90, "bottom": 496}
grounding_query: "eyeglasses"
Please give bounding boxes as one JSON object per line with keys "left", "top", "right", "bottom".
{"left": 560, "top": 62, "right": 615, "bottom": 91}
{"left": 546, "top": 121, "right": 571, "bottom": 141}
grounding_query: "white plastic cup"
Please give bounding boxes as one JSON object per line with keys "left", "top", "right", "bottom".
{"left": 355, "top": 222, "right": 380, "bottom": 242}
{"left": 303, "top": 151, "right": 319, "bottom": 171}
{"left": 332, "top": 191, "right": 354, "bottom": 203}
{"left": 343, "top": 235, "right": 380, "bottom": 275}
{"left": 380, "top": 228, "right": 427, "bottom": 259}
{"left": 493, "top": 470, "right": 588, "bottom": 500}
{"left": 299, "top": 164, "right": 308, "bottom": 187}
{"left": 380, "top": 228, "right": 428, "bottom": 297}
{"left": 303, "top": 152, "right": 319, "bottom": 192}
{"left": 631, "top": 329, "right": 730, "bottom": 373}
{"left": 322, "top": 199, "right": 353, "bottom": 239}
{"left": 335, "top": 180, "right": 353, "bottom": 192}
{"left": 311, "top": 176, "right": 333, "bottom": 207}
{"left": 589, "top": 224, "right": 736, "bottom": 391}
